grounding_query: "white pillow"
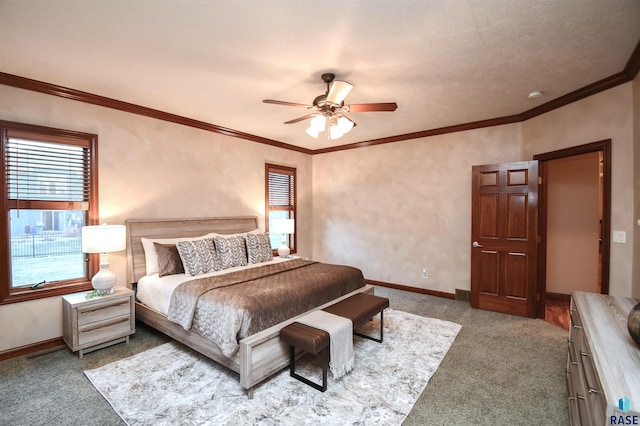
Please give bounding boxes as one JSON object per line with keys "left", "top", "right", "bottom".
{"left": 141, "top": 235, "right": 207, "bottom": 276}
{"left": 205, "top": 229, "right": 261, "bottom": 239}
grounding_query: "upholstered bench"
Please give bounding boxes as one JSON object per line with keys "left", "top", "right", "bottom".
{"left": 280, "top": 322, "right": 330, "bottom": 391}
{"left": 323, "top": 293, "right": 390, "bottom": 343}
{"left": 279, "top": 293, "right": 390, "bottom": 391}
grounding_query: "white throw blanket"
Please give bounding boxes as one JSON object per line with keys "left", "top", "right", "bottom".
{"left": 297, "top": 310, "right": 354, "bottom": 379}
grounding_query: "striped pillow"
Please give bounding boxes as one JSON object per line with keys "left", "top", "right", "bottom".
{"left": 245, "top": 232, "right": 273, "bottom": 264}
{"left": 176, "top": 238, "right": 221, "bottom": 276}
{"left": 213, "top": 235, "right": 248, "bottom": 269}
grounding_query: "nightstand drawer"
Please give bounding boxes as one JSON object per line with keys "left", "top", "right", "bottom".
{"left": 78, "top": 314, "right": 131, "bottom": 346}
{"left": 78, "top": 298, "right": 130, "bottom": 326}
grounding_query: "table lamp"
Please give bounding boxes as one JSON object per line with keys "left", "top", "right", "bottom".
{"left": 81, "top": 223, "right": 126, "bottom": 295}
{"left": 272, "top": 218, "right": 294, "bottom": 258}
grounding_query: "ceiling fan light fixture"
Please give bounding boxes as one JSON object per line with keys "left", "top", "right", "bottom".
{"left": 329, "top": 124, "right": 344, "bottom": 140}
{"left": 305, "top": 115, "right": 325, "bottom": 138}
{"left": 337, "top": 116, "right": 355, "bottom": 133}
{"left": 305, "top": 126, "right": 320, "bottom": 138}
{"left": 309, "top": 115, "right": 326, "bottom": 131}
{"left": 263, "top": 72, "right": 397, "bottom": 142}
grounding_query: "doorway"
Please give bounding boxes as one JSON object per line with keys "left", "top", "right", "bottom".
{"left": 534, "top": 140, "right": 611, "bottom": 322}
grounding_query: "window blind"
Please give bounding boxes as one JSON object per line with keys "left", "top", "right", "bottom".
{"left": 5, "top": 137, "right": 90, "bottom": 202}
{"left": 268, "top": 171, "right": 294, "bottom": 208}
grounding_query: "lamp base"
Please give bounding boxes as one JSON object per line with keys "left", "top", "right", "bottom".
{"left": 92, "top": 254, "right": 116, "bottom": 295}
{"left": 278, "top": 245, "right": 291, "bottom": 258}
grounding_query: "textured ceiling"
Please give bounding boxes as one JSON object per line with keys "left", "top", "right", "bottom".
{"left": 1, "top": 0, "right": 639, "bottom": 150}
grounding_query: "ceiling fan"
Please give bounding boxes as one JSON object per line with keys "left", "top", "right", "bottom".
{"left": 263, "top": 73, "right": 398, "bottom": 139}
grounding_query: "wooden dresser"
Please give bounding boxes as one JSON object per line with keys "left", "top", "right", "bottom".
{"left": 567, "top": 291, "right": 640, "bottom": 425}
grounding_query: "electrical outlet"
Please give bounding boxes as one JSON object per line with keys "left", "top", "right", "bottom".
{"left": 422, "top": 268, "right": 429, "bottom": 279}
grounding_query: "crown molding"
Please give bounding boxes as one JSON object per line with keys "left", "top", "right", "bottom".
{"left": 1, "top": 39, "right": 638, "bottom": 156}
{"left": 314, "top": 39, "right": 640, "bottom": 154}
{"left": 0, "top": 72, "right": 312, "bottom": 155}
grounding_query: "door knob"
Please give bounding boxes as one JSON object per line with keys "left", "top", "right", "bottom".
{"left": 472, "top": 241, "right": 484, "bottom": 248}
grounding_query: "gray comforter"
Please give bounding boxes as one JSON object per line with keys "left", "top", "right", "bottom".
{"left": 167, "top": 259, "right": 365, "bottom": 357}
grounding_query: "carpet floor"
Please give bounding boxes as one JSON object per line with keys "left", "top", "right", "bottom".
{"left": 84, "top": 309, "right": 460, "bottom": 425}
{"left": 0, "top": 286, "right": 569, "bottom": 425}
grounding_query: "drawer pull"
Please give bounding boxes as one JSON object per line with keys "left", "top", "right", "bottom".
{"left": 568, "top": 396, "right": 576, "bottom": 401}
{"left": 577, "top": 394, "right": 586, "bottom": 400}
{"left": 572, "top": 324, "right": 582, "bottom": 329}
{"left": 580, "top": 351, "right": 590, "bottom": 358}
{"left": 588, "top": 387, "right": 600, "bottom": 394}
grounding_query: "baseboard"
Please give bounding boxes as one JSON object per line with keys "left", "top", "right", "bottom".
{"left": 366, "top": 279, "right": 456, "bottom": 300}
{"left": 0, "top": 337, "right": 65, "bottom": 362}
{"left": 546, "top": 292, "right": 571, "bottom": 301}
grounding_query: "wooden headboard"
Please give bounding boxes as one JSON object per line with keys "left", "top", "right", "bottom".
{"left": 126, "top": 216, "right": 259, "bottom": 284}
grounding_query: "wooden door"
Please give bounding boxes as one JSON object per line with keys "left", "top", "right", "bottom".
{"left": 471, "top": 161, "right": 539, "bottom": 318}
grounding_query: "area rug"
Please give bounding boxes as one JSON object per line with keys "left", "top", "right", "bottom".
{"left": 85, "top": 309, "right": 461, "bottom": 425}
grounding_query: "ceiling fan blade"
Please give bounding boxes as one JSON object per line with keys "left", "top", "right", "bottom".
{"left": 284, "top": 113, "right": 318, "bottom": 124}
{"left": 263, "top": 99, "right": 312, "bottom": 108}
{"left": 326, "top": 80, "right": 353, "bottom": 104}
{"left": 347, "top": 102, "right": 398, "bottom": 112}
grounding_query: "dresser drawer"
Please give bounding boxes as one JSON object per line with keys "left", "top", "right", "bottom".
{"left": 566, "top": 368, "right": 580, "bottom": 426}
{"left": 566, "top": 291, "right": 640, "bottom": 426}
{"left": 578, "top": 335, "right": 606, "bottom": 423}
{"left": 77, "top": 297, "right": 130, "bottom": 326}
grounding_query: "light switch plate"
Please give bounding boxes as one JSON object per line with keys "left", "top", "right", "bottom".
{"left": 612, "top": 230, "right": 626, "bottom": 243}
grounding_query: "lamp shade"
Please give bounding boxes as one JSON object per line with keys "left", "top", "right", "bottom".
{"left": 82, "top": 224, "right": 126, "bottom": 253}
{"left": 272, "top": 218, "right": 295, "bottom": 235}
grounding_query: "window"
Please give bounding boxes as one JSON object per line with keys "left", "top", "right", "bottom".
{"left": 1, "top": 121, "right": 98, "bottom": 304}
{"left": 265, "top": 163, "right": 296, "bottom": 255}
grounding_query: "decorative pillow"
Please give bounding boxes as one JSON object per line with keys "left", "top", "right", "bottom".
{"left": 141, "top": 235, "right": 207, "bottom": 275}
{"left": 153, "top": 242, "right": 185, "bottom": 277}
{"left": 213, "top": 235, "right": 248, "bottom": 269}
{"left": 176, "top": 238, "right": 221, "bottom": 276}
{"left": 245, "top": 232, "right": 273, "bottom": 264}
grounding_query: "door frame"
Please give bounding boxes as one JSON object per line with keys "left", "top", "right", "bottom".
{"left": 533, "top": 139, "right": 611, "bottom": 318}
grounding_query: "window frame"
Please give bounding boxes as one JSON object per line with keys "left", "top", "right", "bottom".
{"left": 265, "top": 163, "right": 296, "bottom": 256}
{"left": 0, "top": 120, "right": 99, "bottom": 305}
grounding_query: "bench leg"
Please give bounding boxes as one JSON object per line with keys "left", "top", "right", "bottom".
{"left": 289, "top": 345, "right": 327, "bottom": 392}
{"left": 354, "top": 310, "right": 385, "bottom": 343}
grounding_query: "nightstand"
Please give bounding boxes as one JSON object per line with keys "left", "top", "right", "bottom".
{"left": 62, "top": 287, "right": 135, "bottom": 358}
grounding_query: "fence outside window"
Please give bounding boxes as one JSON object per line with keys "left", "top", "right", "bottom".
{"left": 11, "top": 231, "right": 82, "bottom": 258}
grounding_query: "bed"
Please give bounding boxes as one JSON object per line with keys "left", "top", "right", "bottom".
{"left": 126, "top": 216, "right": 372, "bottom": 398}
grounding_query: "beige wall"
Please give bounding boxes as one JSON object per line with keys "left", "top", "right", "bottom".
{"left": 0, "top": 78, "right": 638, "bottom": 353}
{"left": 0, "top": 85, "right": 313, "bottom": 352}
{"left": 312, "top": 124, "right": 523, "bottom": 293}
{"left": 545, "top": 152, "right": 601, "bottom": 295}
{"left": 522, "top": 83, "right": 635, "bottom": 297}
{"left": 313, "top": 83, "right": 636, "bottom": 298}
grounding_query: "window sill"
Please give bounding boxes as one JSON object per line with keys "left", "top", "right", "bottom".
{"left": 0, "top": 281, "right": 93, "bottom": 305}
